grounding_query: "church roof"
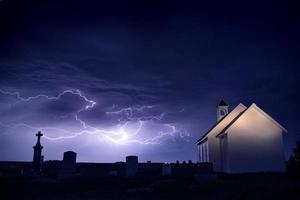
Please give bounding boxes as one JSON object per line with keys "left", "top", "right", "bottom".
{"left": 215, "top": 109, "right": 248, "bottom": 138}
{"left": 195, "top": 103, "right": 287, "bottom": 145}
{"left": 195, "top": 110, "right": 231, "bottom": 144}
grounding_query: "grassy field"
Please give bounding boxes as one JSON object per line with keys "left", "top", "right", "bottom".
{"left": 1, "top": 174, "right": 300, "bottom": 200}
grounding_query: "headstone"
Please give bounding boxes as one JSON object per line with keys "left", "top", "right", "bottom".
{"left": 126, "top": 155, "right": 138, "bottom": 178}
{"left": 62, "top": 151, "right": 77, "bottom": 173}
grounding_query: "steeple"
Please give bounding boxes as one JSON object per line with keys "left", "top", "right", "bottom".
{"left": 33, "top": 131, "right": 43, "bottom": 173}
{"left": 217, "top": 99, "right": 229, "bottom": 121}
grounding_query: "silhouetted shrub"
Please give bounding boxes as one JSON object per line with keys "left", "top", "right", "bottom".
{"left": 288, "top": 140, "right": 300, "bottom": 174}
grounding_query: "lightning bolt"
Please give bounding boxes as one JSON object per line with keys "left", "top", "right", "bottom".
{"left": 0, "top": 88, "right": 189, "bottom": 145}
{"left": 0, "top": 89, "right": 95, "bottom": 106}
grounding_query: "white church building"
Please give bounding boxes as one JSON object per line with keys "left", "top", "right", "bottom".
{"left": 196, "top": 100, "right": 287, "bottom": 173}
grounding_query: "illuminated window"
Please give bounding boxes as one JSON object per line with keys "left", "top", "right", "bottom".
{"left": 205, "top": 142, "right": 209, "bottom": 162}
{"left": 199, "top": 145, "right": 202, "bottom": 162}
{"left": 203, "top": 146, "right": 205, "bottom": 162}
{"left": 199, "top": 141, "right": 209, "bottom": 163}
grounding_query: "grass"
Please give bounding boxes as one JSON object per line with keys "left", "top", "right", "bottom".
{"left": 1, "top": 173, "right": 300, "bottom": 200}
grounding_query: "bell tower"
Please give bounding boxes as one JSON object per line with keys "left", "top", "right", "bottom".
{"left": 217, "top": 100, "right": 228, "bottom": 121}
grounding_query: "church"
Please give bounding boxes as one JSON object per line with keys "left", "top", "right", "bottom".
{"left": 196, "top": 100, "right": 287, "bottom": 173}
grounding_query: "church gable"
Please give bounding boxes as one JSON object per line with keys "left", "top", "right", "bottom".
{"left": 250, "top": 103, "right": 287, "bottom": 133}
{"left": 217, "top": 103, "right": 287, "bottom": 138}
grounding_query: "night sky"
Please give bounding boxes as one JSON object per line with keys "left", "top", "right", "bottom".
{"left": 0, "top": 0, "right": 299, "bottom": 163}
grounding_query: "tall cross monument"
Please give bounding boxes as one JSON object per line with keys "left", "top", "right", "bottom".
{"left": 33, "top": 131, "right": 44, "bottom": 173}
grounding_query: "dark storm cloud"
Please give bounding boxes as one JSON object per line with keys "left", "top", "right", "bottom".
{"left": 0, "top": 0, "right": 299, "bottom": 162}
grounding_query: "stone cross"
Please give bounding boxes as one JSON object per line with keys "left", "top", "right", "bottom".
{"left": 36, "top": 131, "right": 43, "bottom": 143}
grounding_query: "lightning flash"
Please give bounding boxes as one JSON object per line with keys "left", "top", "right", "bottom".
{"left": 0, "top": 89, "right": 189, "bottom": 145}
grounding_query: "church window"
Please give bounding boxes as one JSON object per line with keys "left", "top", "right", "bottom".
{"left": 220, "top": 110, "right": 225, "bottom": 116}
{"left": 199, "top": 141, "right": 209, "bottom": 163}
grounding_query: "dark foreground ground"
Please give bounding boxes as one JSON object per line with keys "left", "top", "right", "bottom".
{"left": 1, "top": 174, "right": 300, "bottom": 200}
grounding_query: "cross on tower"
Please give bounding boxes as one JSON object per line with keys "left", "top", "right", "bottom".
{"left": 33, "top": 131, "right": 44, "bottom": 173}
{"left": 36, "top": 131, "right": 43, "bottom": 143}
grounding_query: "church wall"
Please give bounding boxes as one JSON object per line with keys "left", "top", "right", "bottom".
{"left": 226, "top": 106, "right": 286, "bottom": 173}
